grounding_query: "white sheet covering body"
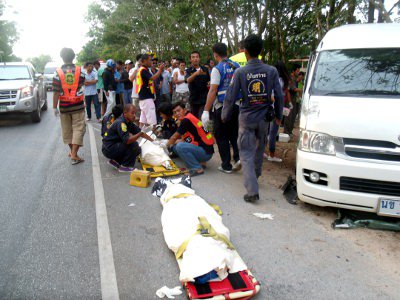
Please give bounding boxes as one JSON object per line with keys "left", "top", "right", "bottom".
{"left": 159, "top": 184, "right": 247, "bottom": 282}
{"left": 139, "top": 128, "right": 171, "bottom": 168}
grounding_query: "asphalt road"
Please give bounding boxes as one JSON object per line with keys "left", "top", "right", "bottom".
{"left": 0, "top": 92, "right": 399, "bottom": 299}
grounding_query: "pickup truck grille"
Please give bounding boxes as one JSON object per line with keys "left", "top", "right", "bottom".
{"left": 343, "top": 138, "right": 400, "bottom": 162}
{"left": 340, "top": 177, "right": 400, "bottom": 197}
{"left": 0, "top": 90, "right": 18, "bottom": 100}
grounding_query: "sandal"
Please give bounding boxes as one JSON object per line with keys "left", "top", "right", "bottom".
{"left": 71, "top": 157, "right": 85, "bottom": 165}
{"left": 189, "top": 169, "right": 204, "bottom": 177}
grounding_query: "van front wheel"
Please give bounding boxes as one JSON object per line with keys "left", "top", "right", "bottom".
{"left": 31, "top": 103, "right": 41, "bottom": 123}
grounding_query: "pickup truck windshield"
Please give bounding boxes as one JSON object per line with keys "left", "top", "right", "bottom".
{"left": 0, "top": 66, "right": 31, "bottom": 80}
{"left": 311, "top": 48, "right": 400, "bottom": 96}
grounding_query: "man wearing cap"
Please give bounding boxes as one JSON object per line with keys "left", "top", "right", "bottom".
{"left": 121, "top": 60, "right": 133, "bottom": 104}
{"left": 53, "top": 47, "right": 86, "bottom": 165}
{"left": 103, "top": 59, "right": 117, "bottom": 116}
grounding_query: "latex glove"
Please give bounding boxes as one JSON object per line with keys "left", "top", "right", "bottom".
{"left": 156, "top": 286, "right": 182, "bottom": 299}
{"left": 201, "top": 111, "right": 210, "bottom": 125}
{"left": 53, "top": 108, "right": 60, "bottom": 117}
{"left": 141, "top": 125, "right": 150, "bottom": 133}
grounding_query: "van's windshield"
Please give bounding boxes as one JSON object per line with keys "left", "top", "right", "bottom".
{"left": 44, "top": 67, "right": 57, "bottom": 74}
{"left": 311, "top": 48, "right": 400, "bottom": 96}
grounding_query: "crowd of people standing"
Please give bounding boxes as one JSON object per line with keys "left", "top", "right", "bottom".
{"left": 53, "top": 34, "right": 304, "bottom": 202}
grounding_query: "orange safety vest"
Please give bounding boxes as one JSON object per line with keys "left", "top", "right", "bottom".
{"left": 135, "top": 66, "right": 155, "bottom": 95}
{"left": 182, "top": 113, "right": 214, "bottom": 146}
{"left": 56, "top": 66, "right": 84, "bottom": 105}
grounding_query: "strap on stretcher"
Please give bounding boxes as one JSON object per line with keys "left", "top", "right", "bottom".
{"left": 164, "top": 194, "right": 222, "bottom": 215}
{"left": 175, "top": 216, "right": 235, "bottom": 260}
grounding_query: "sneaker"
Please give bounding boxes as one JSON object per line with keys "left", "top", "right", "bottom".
{"left": 268, "top": 156, "right": 282, "bottom": 162}
{"left": 118, "top": 165, "right": 135, "bottom": 173}
{"left": 86, "top": 118, "right": 91, "bottom": 121}
{"left": 244, "top": 194, "right": 259, "bottom": 203}
{"left": 107, "top": 159, "right": 120, "bottom": 170}
{"left": 263, "top": 153, "right": 269, "bottom": 159}
{"left": 218, "top": 166, "right": 233, "bottom": 174}
{"left": 232, "top": 160, "right": 241, "bottom": 171}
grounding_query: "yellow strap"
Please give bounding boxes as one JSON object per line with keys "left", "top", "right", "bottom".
{"left": 164, "top": 194, "right": 222, "bottom": 215}
{"left": 175, "top": 216, "right": 234, "bottom": 260}
{"left": 164, "top": 193, "right": 193, "bottom": 203}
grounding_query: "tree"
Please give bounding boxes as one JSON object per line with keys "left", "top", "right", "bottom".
{"left": 27, "top": 54, "right": 52, "bottom": 73}
{"left": 0, "top": 0, "right": 19, "bottom": 62}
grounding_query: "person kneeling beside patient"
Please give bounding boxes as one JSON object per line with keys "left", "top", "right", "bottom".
{"left": 165, "top": 101, "right": 214, "bottom": 177}
{"left": 102, "top": 104, "right": 153, "bottom": 172}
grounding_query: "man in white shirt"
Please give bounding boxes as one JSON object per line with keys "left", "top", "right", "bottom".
{"left": 129, "top": 54, "right": 143, "bottom": 122}
{"left": 84, "top": 62, "right": 101, "bottom": 121}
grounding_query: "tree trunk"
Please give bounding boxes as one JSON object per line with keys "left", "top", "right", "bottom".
{"left": 368, "top": 0, "right": 375, "bottom": 23}
{"left": 378, "top": 0, "right": 385, "bottom": 22}
{"left": 347, "top": 0, "right": 356, "bottom": 24}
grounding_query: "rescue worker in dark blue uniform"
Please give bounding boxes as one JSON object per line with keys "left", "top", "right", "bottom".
{"left": 202, "top": 42, "right": 241, "bottom": 174}
{"left": 102, "top": 104, "right": 153, "bottom": 172}
{"left": 222, "top": 34, "right": 283, "bottom": 202}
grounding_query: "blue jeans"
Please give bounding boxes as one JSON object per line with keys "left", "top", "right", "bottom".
{"left": 124, "top": 89, "right": 132, "bottom": 104}
{"left": 172, "top": 142, "right": 212, "bottom": 171}
{"left": 85, "top": 94, "right": 101, "bottom": 119}
{"left": 268, "top": 120, "right": 279, "bottom": 153}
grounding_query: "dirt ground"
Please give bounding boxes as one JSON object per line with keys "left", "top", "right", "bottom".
{"left": 264, "top": 124, "right": 400, "bottom": 287}
{"left": 263, "top": 125, "right": 298, "bottom": 189}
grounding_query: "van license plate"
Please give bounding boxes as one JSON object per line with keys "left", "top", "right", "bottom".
{"left": 378, "top": 198, "right": 400, "bottom": 218}
{"left": 0, "top": 106, "right": 7, "bottom": 112}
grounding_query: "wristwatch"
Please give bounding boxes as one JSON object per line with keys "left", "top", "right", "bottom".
{"left": 184, "top": 79, "right": 187, "bottom": 83}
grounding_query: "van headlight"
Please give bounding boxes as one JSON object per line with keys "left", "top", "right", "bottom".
{"left": 20, "top": 86, "right": 33, "bottom": 98}
{"left": 299, "top": 130, "right": 336, "bottom": 155}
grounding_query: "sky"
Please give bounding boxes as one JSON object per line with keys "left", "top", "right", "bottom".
{"left": 3, "top": 0, "right": 93, "bottom": 61}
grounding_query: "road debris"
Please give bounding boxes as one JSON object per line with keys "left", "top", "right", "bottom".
{"left": 156, "top": 286, "right": 182, "bottom": 299}
{"left": 253, "top": 213, "right": 274, "bottom": 220}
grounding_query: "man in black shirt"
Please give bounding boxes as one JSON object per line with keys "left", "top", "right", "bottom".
{"left": 102, "top": 104, "right": 153, "bottom": 172}
{"left": 103, "top": 59, "right": 117, "bottom": 116}
{"left": 121, "top": 60, "right": 133, "bottom": 104}
{"left": 185, "top": 51, "right": 211, "bottom": 119}
{"left": 166, "top": 102, "right": 214, "bottom": 177}
{"left": 137, "top": 54, "right": 164, "bottom": 127}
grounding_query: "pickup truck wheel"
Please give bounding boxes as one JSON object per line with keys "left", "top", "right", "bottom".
{"left": 31, "top": 103, "right": 41, "bottom": 123}
{"left": 42, "top": 99, "right": 48, "bottom": 111}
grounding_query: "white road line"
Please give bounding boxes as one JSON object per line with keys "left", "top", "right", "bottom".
{"left": 88, "top": 123, "right": 120, "bottom": 300}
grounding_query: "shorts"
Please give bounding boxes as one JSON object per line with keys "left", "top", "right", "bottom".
{"left": 60, "top": 110, "right": 86, "bottom": 146}
{"left": 139, "top": 98, "right": 157, "bottom": 125}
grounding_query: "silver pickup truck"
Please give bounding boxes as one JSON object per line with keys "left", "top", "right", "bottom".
{"left": 0, "top": 62, "right": 47, "bottom": 122}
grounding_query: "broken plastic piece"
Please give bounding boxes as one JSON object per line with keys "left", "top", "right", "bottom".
{"left": 253, "top": 213, "right": 274, "bottom": 220}
{"left": 156, "top": 286, "right": 182, "bottom": 299}
{"left": 128, "top": 203, "right": 135, "bottom": 207}
{"left": 332, "top": 209, "right": 400, "bottom": 231}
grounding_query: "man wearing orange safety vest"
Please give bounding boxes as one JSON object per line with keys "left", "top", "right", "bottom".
{"left": 165, "top": 101, "right": 214, "bottom": 177}
{"left": 135, "top": 54, "right": 164, "bottom": 128}
{"left": 53, "top": 48, "right": 86, "bottom": 165}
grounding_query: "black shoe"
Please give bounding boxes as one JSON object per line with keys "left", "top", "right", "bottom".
{"left": 244, "top": 194, "right": 259, "bottom": 203}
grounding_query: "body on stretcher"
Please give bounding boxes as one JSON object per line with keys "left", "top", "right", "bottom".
{"left": 152, "top": 177, "right": 261, "bottom": 300}
{"left": 138, "top": 130, "right": 183, "bottom": 178}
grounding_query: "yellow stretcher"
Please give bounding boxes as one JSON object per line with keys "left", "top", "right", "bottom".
{"left": 140, "top": 158, "right": 184, "bottom": 178}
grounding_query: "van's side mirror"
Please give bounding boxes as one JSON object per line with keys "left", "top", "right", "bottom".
{"left": 35, "top": 73, "right": 43, "bottom": 80}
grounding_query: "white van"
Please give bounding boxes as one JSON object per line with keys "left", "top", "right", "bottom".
{"left": 43, "top": 62, "right": 59, "bottom": 90}
{"left": 296, "top": 24, "right": 400, "bottom": 217}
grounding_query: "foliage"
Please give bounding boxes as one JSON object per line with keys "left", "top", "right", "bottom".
{"left": 79, "top": 0, "right": 399, "bottom": 66}
{"left": 0, "top": 0, "right": 20, "bottom": 62}
{"left": 27, "top": 54, "right": 52, "bottom": 73}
